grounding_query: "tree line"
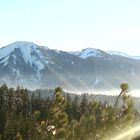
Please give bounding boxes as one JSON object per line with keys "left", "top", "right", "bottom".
{"left": 0, "top": 83, "right": 139, "bottom": 140}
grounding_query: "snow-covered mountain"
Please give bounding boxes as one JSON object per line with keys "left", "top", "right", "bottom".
{"left": 0, "top": 41, "right": 140, "bottom": 91}
{"left": 0, "top": 42, "right": 50, "bottom": 71}
{"left": 0, "top": 42, "right": 55, "bottom": 88}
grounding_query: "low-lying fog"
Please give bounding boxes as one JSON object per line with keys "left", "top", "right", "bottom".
{"left": 65, "top": 90, "right": 140, "bottom": 98}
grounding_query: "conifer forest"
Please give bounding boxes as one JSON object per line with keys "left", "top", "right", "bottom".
{"left": 0, "top": 83, "right": 139, "bottom": 140}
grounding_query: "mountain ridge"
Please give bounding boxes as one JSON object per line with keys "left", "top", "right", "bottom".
{"left": 0, "top": 41, "right": 140, "bottom": 91}
{"left": 1, "top": 41, "right": 140, "bottom": 59}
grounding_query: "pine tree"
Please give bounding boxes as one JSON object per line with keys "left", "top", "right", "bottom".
{"left": 71, "top": 96, "right": 80, "bottom": 120}
{"left": 80, "top": 94, "right": 88, "bottom": 116}
{"left": 114, "top": 83, "right": 129, "bottom": 107}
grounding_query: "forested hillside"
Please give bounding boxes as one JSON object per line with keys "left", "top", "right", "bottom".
{"left": 0, "top": 84, "right": 139, "bottom": 140}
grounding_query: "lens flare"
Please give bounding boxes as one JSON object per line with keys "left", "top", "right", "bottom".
{"left": 107, "top": 124, "right": 140, "bottom": 140}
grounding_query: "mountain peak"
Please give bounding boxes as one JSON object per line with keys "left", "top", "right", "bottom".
{"left": 72, "top": 48, "right": 103, "bottom": 59}
{"left": 11, "top": 41, "right": 36, "bottom": 46}
{"left": 0, "top": 41, "right": 50, "bottom": 71}
{"left": 0, "top": 41, "right": 39, "bottom": 60}
{"left": 82, "top": 47, "right": 99, "bottom": 51}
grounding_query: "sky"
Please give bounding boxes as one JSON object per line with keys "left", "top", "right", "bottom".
{"left": 0, "top": 0, "right": 140, "bottom": 55}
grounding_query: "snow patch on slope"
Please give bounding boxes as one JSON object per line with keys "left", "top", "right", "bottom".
{"left": 71, "top": 48, "right": 103, "bottom": 59}
{"left": 108, "top": 51, "right": 128, "bottom": 57}
{"left": 0, "top": 56, "right": 9, "bottom": 64}
{"left": 94, "top": 77, "right": 102, "bottom": 86}
{"left": 108, "top": 51, "right": 140, "bottom": 60}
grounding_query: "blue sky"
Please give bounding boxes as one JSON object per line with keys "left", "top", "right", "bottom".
{"left": 0, "top": 0, "right": 140, "bottom": 55}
